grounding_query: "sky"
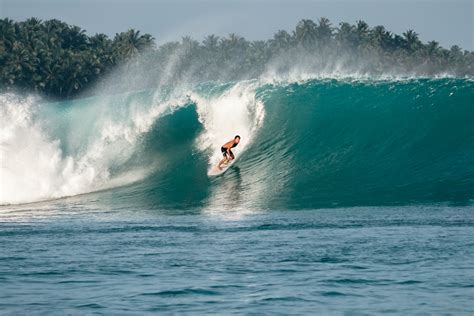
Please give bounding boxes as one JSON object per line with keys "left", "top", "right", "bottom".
{"left": 2, "top": 0, "right": 473, "bottom": 50}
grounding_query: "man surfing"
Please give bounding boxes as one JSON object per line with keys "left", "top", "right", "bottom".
{"left": 218, "top": 135, "right": 241, "bottom": 169}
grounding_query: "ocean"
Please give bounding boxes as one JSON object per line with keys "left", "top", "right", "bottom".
{"left": 1, "top": 77, "right": 473, "bottom": 314}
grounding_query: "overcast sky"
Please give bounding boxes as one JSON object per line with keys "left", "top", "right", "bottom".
{"left": 2, "top": 0, "right": 473, "bottom": 50}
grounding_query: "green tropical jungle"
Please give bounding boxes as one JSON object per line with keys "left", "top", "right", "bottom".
{"left": 1, "top": 17, "right": 473, "bottom": 99}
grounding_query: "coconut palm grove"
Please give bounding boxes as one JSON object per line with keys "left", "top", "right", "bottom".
{"left": 1, "top": 17, "right": 473, "bottom": 99}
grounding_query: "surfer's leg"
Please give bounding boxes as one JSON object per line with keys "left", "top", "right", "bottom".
{"left": 218, "top": 147, "right": 228, "bottom": 167}
{"left": 218, "top": 151, "right": 228, "bottom": 168}
{"left": 218, "top": 157, "right": 228, "bottom": 169}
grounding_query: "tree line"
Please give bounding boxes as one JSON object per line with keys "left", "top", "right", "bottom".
{"left": 1, "top": 17, "right": 473, "bottom": 99}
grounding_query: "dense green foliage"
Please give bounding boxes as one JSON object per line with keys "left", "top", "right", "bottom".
{"left": 1, "top": 17, "right": 473, "bottom": 99}
{"left": 0, "top": 18, "right": 154, "bottom": 98}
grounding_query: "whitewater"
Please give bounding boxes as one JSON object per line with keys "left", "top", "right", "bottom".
{"left": 1, "top": 75, "right": 473, "bottom": 314}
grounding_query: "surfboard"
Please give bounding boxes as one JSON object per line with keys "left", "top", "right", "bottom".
{"left": 208, "top": 159, "right": 234, "bottom": 176}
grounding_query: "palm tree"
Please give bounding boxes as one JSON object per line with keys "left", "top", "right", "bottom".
{"left": 316, "top": 17, "right": 333, "bottom": 46}
{"left": 294, "top": 19, "right": 318, "bottom": 49}
{"left": 0, "top": 18, "right": 16, "bottom": 49}
{"left": 270, "top": 30, "right": 293, "bottom": 53}
{"left": 402, "top": 30, "right": 421, "bottom": 52}
{"left": 426, "top": 40, "right": 440, "bottom": 57}
{"left": 89, "top": 33, "right": 110, "bottom": 48}
{"left": 247, "top": 40, "right": 269, "bottom": 72}
{"left": 181, "top": 36, "right": 199, "bottom": 52}
{"left": 202, "top": 34, "right": 219, "bottom": 51}
{"left": 114, "top": 29, "right": 155, "bottom": 58}
{"left": 335, "top": 22, "right": 356, "bottom": 48}
{"left": 355, "top": 20, "right": 369, "bottom": 43}
{"left": 370, "top": 25, "right": 393, "bottom": 51}
{"left": 5, "top": 43, "right": 34, "bottom": 86}
{"left": 220, "top": 33, "right": 248, "bottom": 61}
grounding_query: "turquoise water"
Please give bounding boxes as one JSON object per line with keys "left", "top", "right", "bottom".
{"left": 1, "top": 204, "right": 473, "bottom": 314}
{"left": 1, "top": 78, "right": 473, "bottom": 313}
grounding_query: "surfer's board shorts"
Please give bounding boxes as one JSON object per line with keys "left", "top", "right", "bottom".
{"left": 221, "top": 146, "right": 235, "bottom": 159}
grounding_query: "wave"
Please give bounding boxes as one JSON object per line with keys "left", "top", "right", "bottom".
{"left": 1, "top": 78, "right": 473, "bottom": 208}
{"left": 0, "top": 90, "right": 189, "bottom": 204}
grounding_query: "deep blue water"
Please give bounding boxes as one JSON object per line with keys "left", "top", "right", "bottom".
{"left": 1, "top": 202, "right": 473, "bottom": 314}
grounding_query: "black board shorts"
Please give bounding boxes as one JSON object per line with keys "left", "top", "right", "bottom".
{"left": 221, "top": 147, "right": 234, "bottom": 159}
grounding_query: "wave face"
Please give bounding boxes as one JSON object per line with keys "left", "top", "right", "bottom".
{"left": 1, "top": 78, "right": 473, "bottom": 208}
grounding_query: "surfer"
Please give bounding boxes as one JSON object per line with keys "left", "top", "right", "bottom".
{"left": 218, "top": 135, "right": 241, "bottom": 169}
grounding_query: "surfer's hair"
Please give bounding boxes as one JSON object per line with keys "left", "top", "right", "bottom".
{"left": 235, "top": 135, "right": 241, "bottom": 139}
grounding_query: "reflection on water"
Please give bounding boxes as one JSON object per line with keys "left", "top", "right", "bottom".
{"left": 203, "top": 166, "right": 260, "bottom": 220}
{"left": 222, "top": 166, "right": 242, "bottom": 206}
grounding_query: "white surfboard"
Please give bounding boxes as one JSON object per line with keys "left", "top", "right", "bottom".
{"left": 208, "top": 159, "right": 235, "bottom": 176}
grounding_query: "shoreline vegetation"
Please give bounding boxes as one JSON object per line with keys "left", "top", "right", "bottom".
{"left": 1, "top": 17, "right": 473, "bottom": 99}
